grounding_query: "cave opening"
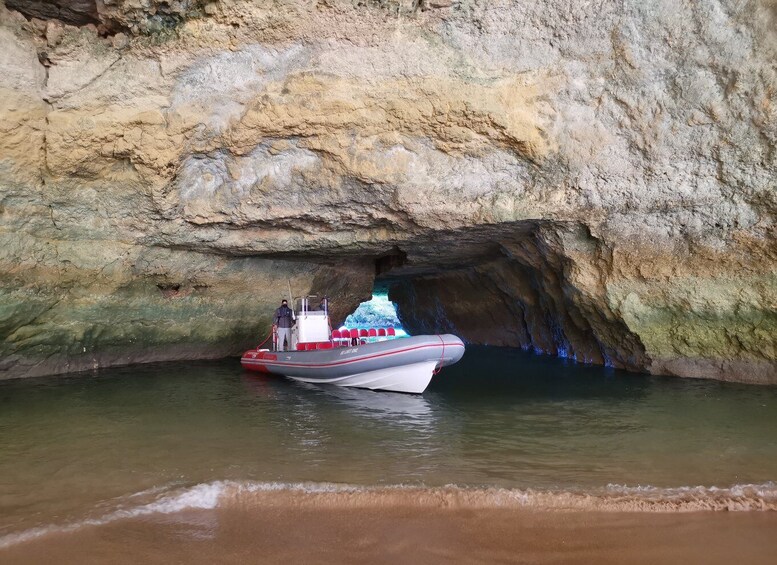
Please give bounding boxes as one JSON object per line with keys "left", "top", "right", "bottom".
{"left": 355, "top": 220, "right": 648, "bottom": 374}
{"left": 341, "top": 292, "right": 408, "bottom": 337}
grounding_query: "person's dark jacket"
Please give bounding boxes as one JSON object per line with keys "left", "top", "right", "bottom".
{"left": 273, "top": 305, "right": 294, "bottom": 328}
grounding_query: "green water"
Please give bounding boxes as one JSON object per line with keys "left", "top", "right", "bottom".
{"left": 1, "top": 347, "right": 776, "bottom": 536}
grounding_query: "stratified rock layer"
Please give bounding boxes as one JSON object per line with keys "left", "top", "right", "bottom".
{"left": 0, "top": 1, "right": 775, "bottom": 382}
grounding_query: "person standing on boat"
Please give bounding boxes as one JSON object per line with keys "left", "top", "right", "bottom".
{"left": 273, "top": 299, "right": 295, "bottom": 351}
{"left": 316, "top": 297, "right": 328, "bottom": 312}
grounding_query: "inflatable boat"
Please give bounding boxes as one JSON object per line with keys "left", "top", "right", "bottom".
{"left": 241, "top": 297, "right": 465, "bottom": 393}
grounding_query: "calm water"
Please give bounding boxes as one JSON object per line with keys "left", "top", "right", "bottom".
{"left": 2, "top": 347, "right": 777, "bottom": 538}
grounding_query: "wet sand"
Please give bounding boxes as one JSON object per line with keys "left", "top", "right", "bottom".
{"left": 3, "top": 505, "right": 776, "bottom": 565}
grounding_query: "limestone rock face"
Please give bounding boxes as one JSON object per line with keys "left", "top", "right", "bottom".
{"left": 0, "top": 0, "right": 775, "bottom": 382}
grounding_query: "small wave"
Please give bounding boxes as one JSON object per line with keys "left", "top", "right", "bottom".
{"left": 2, "top": 481, "right": 775, "bottom": 549}
{"left": 0, "top": 482, "right": 226, "bottom": 550}
{"left": 216, "top": 481, "right": 777, "bottom": 512}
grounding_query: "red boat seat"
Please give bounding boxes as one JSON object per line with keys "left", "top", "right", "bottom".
{"left": 348, "top": 328, "right": 360, "bottom": 346}
{"left": 317, "top": 342, "right": 333, "bottom": 350}
{"left": 334, "top": 329, "right": 351, "bottom": 347}
{"left": 378, "top": 328, "right": 387, "bottom": 337}
{"left": 387, "top": 327, "right": 396, "bottom": 338}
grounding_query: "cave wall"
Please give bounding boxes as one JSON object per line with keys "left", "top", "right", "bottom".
{"left": 0, "top": 0, "right": 775, "bottom": 382}
{"left": 0, "top": 239, "right": 375, "bottom": 378}
{"left": 389, "top": 219, "right": 775, "bottom": 383}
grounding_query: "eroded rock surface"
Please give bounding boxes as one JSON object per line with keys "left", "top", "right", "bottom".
{"left": 0, "top": 0, "right": 775, "bottom": 382}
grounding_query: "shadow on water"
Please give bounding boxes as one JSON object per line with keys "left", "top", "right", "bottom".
{"left": 426, "top": 345, "right": 652, "bottom": 401}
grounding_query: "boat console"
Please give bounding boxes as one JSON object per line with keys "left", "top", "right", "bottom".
{"left": 289, "top": 296, "right": 330, "bottom": 351}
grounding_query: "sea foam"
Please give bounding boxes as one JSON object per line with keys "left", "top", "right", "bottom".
{"left": 1, "top": 481, "right": 775, "bottom": 549}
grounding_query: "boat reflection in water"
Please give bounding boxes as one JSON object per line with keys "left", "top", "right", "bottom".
{"left": 293, "top": 380, "right": 435, "bottom": 429}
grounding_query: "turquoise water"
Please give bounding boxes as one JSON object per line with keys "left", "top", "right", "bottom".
{"left": 1, "top": 347, "right": 776, "bottom": 540}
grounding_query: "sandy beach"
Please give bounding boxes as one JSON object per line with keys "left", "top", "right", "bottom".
{"left": 3, "top": 497, "right": 776, "bottom": 565}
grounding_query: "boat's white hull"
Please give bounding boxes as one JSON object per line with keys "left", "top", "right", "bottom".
{"left": 287, "top": 360, "right": 439, "bottom": 394}
{"left": 241, "top": 334, "right": 465, "bottom": 394}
